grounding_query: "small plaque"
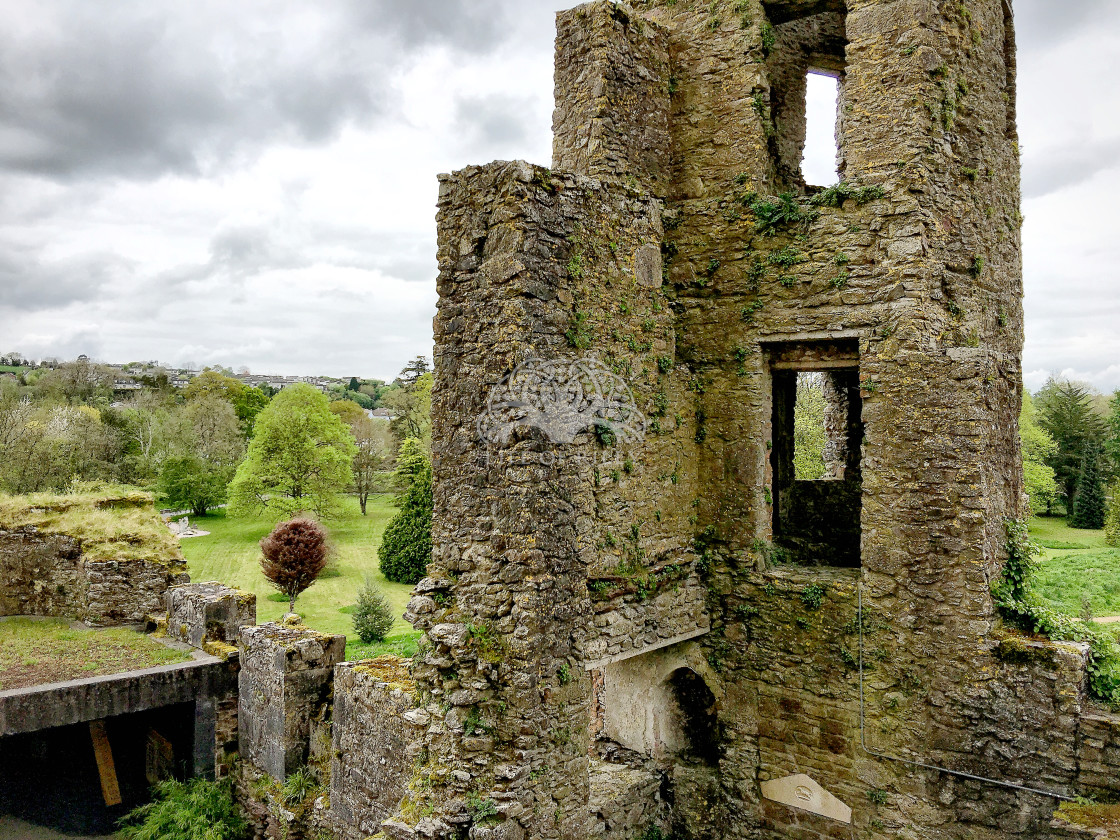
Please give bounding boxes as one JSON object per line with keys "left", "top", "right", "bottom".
{"left": 761, "top": 773, "right": 852, "bottom": 824}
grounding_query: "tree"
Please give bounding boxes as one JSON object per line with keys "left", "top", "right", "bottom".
{"left": 183, "top": 370, "right": 269, "bottom": 436}
{"left": 1020, "top": 391, "right": 1060, "bottom": 515}
{"left": 793, "top": 373, "right": 828, "bottom": 480}
{"left": 158, "top": 456, "right": 230, "bottom": 517}
{"left": 352, "top": 576, "right": 395, "bottom": 643}
{"left": 1070, "top": 441, "right": 1107, "bottom": 530}
{"left": 180, "top": 396, "right": 245, "bottom": 468}
{"left": 228, "top": 384, "right": 357, "bottom": 519}
{"left": 1106, "top": 390, "right": 1120, "bottom": 479}
{"left": 378, "top": 438, "right": 432, "bottom": 584}
{"left": 384, "top": 371, "right": 432, "bottom": 448}
{"left": 32, "top": 358, "right": 115, "bottom": 405}
{"left": 1036, "top": 379, "right": 1106, "bottom": 509}
{"left": 358, "top": 380, "right": 389, "bottom": 408}
{"left": 348, "top": 377, "right": 361, "bottom": 392}
{"left": 1105, "top": 483, "right": 1120, "bottom": 547}
{"left": 396, "top": 356, "right": 430, "bottom": 388}
{"left": 329, "top": 400, "right": 367, "bottom": 427}
{"left": 260, "top": 518, "right": 330, "bottom": 613}
{"left": 351, "top": 416, "right": 393, "bottom": 515}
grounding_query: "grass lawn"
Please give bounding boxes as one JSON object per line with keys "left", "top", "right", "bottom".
{"left": 0, "top": 617, "right": 191, "bottom": 691}
{"left": 179, "top": 494, "right": 419, "bottom": 659}
{"left": 1029, "top": 515, "right": 1120, "bottom": 618}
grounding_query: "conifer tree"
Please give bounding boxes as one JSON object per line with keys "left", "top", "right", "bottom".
{"left": 1105, "top": 483, "right": 1120, "bottom": 547}
{"left": 1070, "top": 442, "right": 1106, "bottom": 530}
{"left": 377, "top": 438, "right": 432, "bottom": 584}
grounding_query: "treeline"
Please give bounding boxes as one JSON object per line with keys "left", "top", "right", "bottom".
{"left": 1021, "top": 378, "right": 1120, "bottom": 536}
{"left": 0, "top": 357, "right": 429, "bottom": 494}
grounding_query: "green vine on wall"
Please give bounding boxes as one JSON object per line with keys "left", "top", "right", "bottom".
{"left": 994, "top": 519, "right": 1120, "bottom": 707}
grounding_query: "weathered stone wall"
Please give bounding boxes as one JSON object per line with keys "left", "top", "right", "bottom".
{"left": 238, "top": 621, "right": 345, "bottom": 781}
{"left": 0, "top": 526, "right": 187, "bottom": 625}
{"left": 330, "top": 658, "right": 419, "bottom": 840}
{"left": 553, "top": 3, "right": 671, "bottom": 196}
{"left": 165, "top": 581, "right": 256, "bottom": 653}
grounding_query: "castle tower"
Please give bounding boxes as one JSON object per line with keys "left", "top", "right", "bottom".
{"left": 391, "top": 3, "right": 1112, "bottom": 839}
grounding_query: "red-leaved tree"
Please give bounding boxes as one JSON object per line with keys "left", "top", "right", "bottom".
{"left": 259, "top": 518, "right": 329, "bottom": 613}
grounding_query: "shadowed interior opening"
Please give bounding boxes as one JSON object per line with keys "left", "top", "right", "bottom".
{"left": 668, "top": 668, "right": 719, "bottom": 766}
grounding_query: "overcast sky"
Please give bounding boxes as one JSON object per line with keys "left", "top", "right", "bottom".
{"left": 0, "top": 0, "right": 1116, "bottom": 390}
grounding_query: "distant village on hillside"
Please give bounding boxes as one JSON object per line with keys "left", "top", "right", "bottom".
{"left": 0, "top": 350, "right": 405, "bottom": 419}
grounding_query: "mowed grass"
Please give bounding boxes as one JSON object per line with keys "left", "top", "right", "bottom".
{"left": 1029, "top": 516, "right": 1120, "bottom": 618}
{"left": 179, "top": 495, "right": 419, "bottom": 658}
{"left": 0, "top": 617, "right": 191, "bottom": 691}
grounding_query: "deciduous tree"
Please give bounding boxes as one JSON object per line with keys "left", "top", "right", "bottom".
{"left": 183, "top": 370, "right": 269, "bottom": 436}
{"left": 228, "top": 384, "right": 357, "bottom": 519}
{"left": 259, "top": 518, "right": 329, "bottom": 613}
{"left": 1020, "top": 391, "right": 1060, "bottom": 515}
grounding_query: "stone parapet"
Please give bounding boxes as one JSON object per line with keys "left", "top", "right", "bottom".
{"left": 238, "top": 621, "right": 345, "bottom": 780}
{"left": 165, "top": 581, "right": 256, "bottom": 650}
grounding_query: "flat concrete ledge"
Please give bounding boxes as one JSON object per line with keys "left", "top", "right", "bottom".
{"left": 0, "top": 655, "right": 239, "bottom": 736}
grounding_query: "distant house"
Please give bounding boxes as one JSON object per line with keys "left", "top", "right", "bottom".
{"left": 112, "top": 379, "right": 142, "bottom": 392}
{"left": 370, "top": 407, "right": 396, "bottom": 421}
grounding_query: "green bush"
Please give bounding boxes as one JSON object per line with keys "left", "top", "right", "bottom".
{"left": 1106, "top": 483, "right": 1120, "bottom": 547}
{"left": 118, "top": 778, "right": 246, "bottom": 840}
{"left": 353, "top": 576, "right": 396, "bottom": 643}
{"left": 378, "top": 439, "right": 433, "bottom": 584}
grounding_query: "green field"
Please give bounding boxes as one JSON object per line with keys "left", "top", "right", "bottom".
{"left": 179, "top": 495, "right": 419, "bottom": 658}
{"left": 1030, "top": 516, "right": 1120, "bottom": 619}
{"left": 0, "top": 617, "right": 191, "bottom": 691}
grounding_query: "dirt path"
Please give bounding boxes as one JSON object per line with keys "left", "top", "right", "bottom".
{"left": 1093, "top": 616, "right": 1120, "bottom": 624}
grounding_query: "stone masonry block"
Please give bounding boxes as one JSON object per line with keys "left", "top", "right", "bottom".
{"left": 238, "top": 622, "right": 345, "bottom": 780}
{"left": 166, "top": 581, "right": 256, "bottom": 650}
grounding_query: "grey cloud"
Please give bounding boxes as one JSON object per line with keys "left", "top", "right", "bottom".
{"left": 453, "top": 94, "right": 536, "bottom": 156}
{"left": 0, "top": 246, "right": 127, "bottom": 311}
{"left": 1013, "top": 0, "right": 1111, "bottom": 52}
{"left": 343, "top": 0, "right": 510, "bottom": 54}
{"left": 1023, "top": 139, "right": 1120, "bottom": 199}
{"left": 0, "top": 0, "right": 520, "bottom": 183}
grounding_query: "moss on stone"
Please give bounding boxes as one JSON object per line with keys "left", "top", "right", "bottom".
{"left": 352, "top": 654, "right": 415, "bottom": 693}
{"left": 0, "top": 487, "right": 183, "bottom": 564}
{"left": 1054, "top": 801, "right": 1120, "bottom": 833}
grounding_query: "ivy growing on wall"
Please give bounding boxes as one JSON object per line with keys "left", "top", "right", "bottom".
{"left": 994, "top": 519, "right": 1120, "bottom": 707}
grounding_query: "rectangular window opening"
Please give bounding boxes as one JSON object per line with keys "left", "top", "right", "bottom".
{"left": 802, "top": 70, "right": 841, "bottom": 188}
{"left": 769, "top": 342, "right": 863, "bottom": 568}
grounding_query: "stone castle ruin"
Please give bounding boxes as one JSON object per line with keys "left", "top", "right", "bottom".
{"left": 392, "top": 0, "right": 1120, "bottom": 838}
{"left": 7, "top": 2, "right": 1120, "bottom": 839}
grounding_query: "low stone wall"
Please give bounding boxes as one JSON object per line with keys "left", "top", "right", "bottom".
{"left": 0, "top": 525, "right": 187, "bottom": 624}
{"left": 238, "top": 621, "right": 345, "bottom": 780}
{"left": 0, "top": 528, "right": 84, "bottom": 617}
{"left": 165, "top": 582, "right": 256, "bottom": 653}
{"left": 0, "top": 490, "right": 189, "bottom": 626}
{"left": 329, "top": 658, "right": 419, "bottom": 840}
{"left": 1076, "top": 711, "right": 1120, "bottom": 799}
